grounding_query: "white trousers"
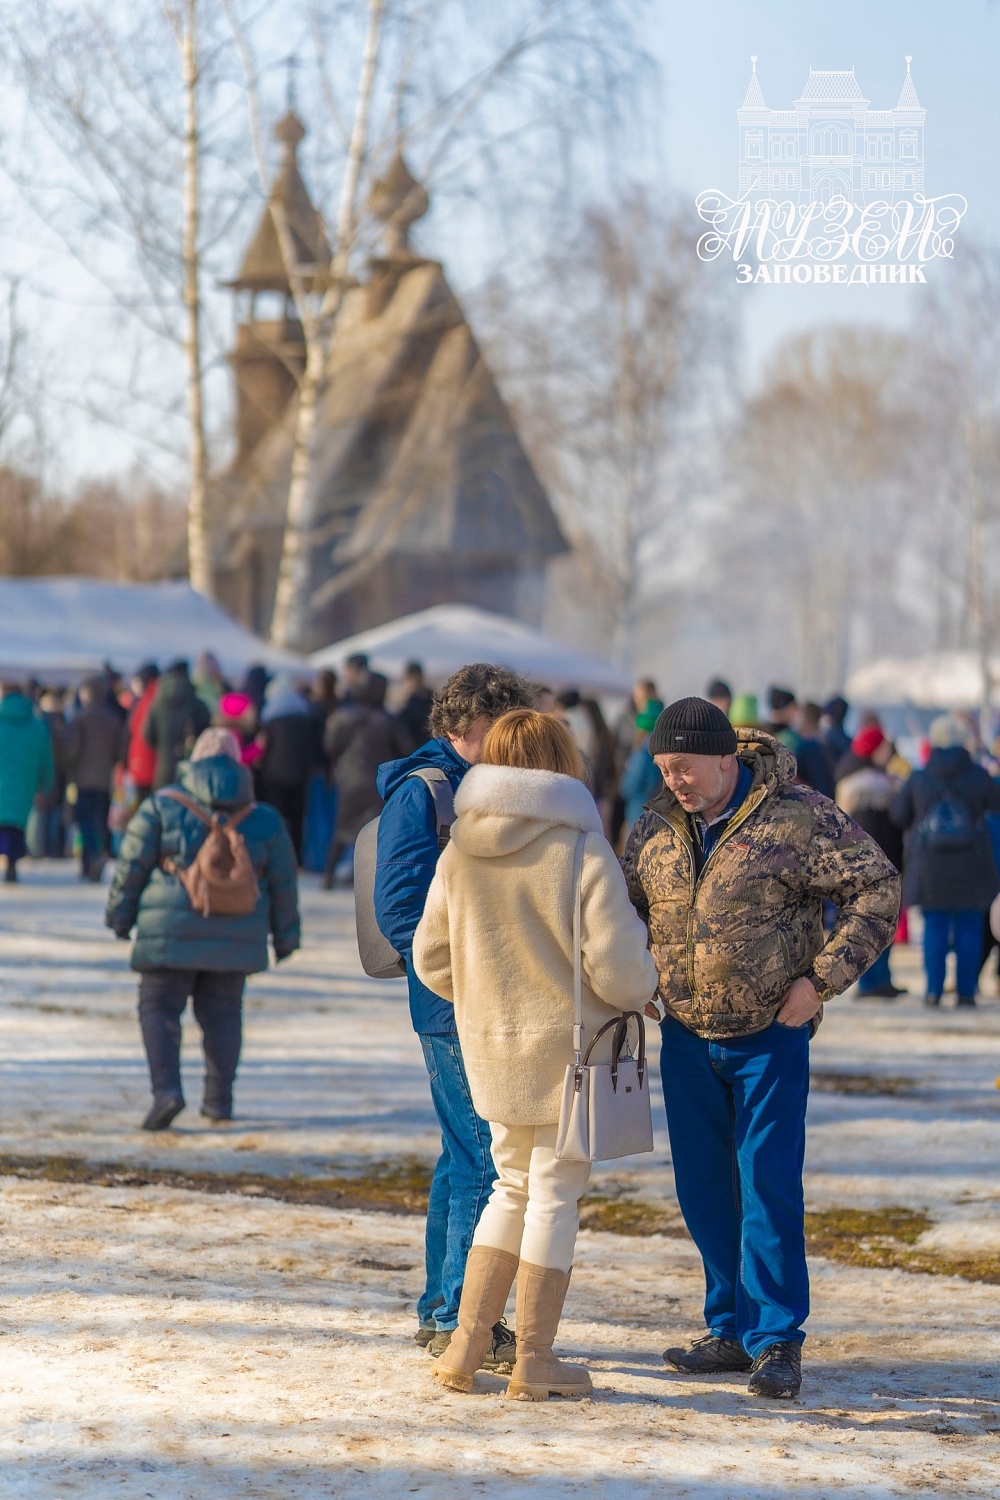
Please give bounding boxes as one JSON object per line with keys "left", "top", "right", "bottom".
{"left": 472, "top": 1122, "right": 591, "bottom": 1272}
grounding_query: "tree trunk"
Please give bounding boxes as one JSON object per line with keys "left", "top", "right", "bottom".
{"left": 181, "top": 0, "right": 213, "bottom": 599}
{"left": 269, "top": 0, "right": 383, "bottom": 651}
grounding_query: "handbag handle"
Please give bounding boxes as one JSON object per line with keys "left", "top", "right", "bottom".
{"left": 582, "top": 1011, "right": 647, "bottom": 1089}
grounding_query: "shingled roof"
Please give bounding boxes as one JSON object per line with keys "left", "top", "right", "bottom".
{"left": 232, "top": 111, "right": 329, "bottom": 292}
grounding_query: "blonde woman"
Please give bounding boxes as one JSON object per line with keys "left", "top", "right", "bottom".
{"left": 413, "top": 709, "right": 657, "bottom": 1400}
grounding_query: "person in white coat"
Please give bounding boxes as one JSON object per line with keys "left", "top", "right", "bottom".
{"left": 413, "top": 708, "right": 658, "bottom": 1400}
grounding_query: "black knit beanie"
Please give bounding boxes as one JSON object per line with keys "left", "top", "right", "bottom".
{"left": 648, "top": 696, "right": 738, "bottom": 758}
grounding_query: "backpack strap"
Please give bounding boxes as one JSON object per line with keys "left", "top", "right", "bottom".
{"left": 407, "top": 767, "right": 455, "bottom": 851}
{"left": 159, "top": 787, "right": 213, "bottom": 826}
{"left": 160, "top": 788, "right": 257, "bottom": 828}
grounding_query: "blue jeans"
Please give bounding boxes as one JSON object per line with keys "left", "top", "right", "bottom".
{"left": 660, "top": 1013, "right": 810, "bottom": 1358}
{"left": 857, "top": 944, "right": 893, "bottom": 994}
{"left": 418, "top": 1033, "right": 495, "bottom": 1332}
{"left": 923, "top": 908, "right": 982, "bottom": 999}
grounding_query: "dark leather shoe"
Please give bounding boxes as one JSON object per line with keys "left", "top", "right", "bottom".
{"left": 142, "top": 1093, "right": 185, "bottom": 1131}
{"left": 748, "top": 1340, "right": 802, "bottom": 1398}
{"left": 663, "top": 1334, "right": 752, "bottom": 1374}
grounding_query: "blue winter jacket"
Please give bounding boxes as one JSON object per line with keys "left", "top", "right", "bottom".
{"left": 374, "top": 737, "right": 469, "bottom": 1034}
{"left": 105, "top": 755, "right": 300, "bottom": 973}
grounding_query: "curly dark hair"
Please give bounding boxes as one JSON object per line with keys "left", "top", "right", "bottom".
{"left": 428, "top": 663, "right": 534, "bottom": 740}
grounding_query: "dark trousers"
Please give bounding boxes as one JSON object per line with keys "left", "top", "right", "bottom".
{"left": 660, "top": 1013, "right": 810, "bottom": 1358}
{"left": 261, "top": 781, "right": 305, "bottom": 864}
{"left": 76, "top": 788, "right": 111, "bottom": 872}
{"left": 138, "top": 968, "right": 246, "bottom": 1112}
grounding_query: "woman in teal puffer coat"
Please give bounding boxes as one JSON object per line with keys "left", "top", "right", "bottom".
{"left": 106, "top": 729, "right": 300, "bottom": 1130}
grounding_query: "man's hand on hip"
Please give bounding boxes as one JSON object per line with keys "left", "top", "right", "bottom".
{"left": 776, "top": 975, "right": 821, "bottom": 1028}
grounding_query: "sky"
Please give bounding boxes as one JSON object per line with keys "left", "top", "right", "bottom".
{"left": 647, "top": 0, "right": 1000, "bottom": 385}
{"left": 2, "top": 0, "right": 998, "bottom": 482}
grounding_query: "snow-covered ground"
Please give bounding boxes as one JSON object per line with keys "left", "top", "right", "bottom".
{"left": 0, "top": 861, "right": 998, "bottom": 1498}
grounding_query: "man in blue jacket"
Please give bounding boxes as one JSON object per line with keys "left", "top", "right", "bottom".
{"left": 374, "top": 663, "right": 533, "bottom": 1362}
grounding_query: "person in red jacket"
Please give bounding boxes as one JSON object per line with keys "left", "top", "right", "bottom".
{"left": 125, "top": 665, "right": 160, "bottom": 798}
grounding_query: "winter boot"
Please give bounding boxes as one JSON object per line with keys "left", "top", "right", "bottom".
{"left": 506, "top": 1262, "right": 592, "bottom": 1401}
{"left": 430, "top": 1247, "right": 519, "bottom": 1394}
{"left": 663, "top": 1333, "right": 752, "bottom": 1374}
{"left": 142, "top": 1092, "right": 185, "bottom": 1131}
{"left": 747, "top": 1340, "right": 802, "bottom": 1399}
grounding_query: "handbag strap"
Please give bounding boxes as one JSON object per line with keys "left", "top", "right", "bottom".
{"left": 572, "top": 831, "right": 586, "bottom": 1067}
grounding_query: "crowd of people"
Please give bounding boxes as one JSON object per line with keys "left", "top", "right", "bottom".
{"left": 0, "top": 651, "right": 996, "bottom": 1406}
{"left": 0, "top": 651, "right": 436, "bottom": 887}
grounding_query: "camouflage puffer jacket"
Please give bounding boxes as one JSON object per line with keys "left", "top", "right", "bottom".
{"left": 622, "top": 730, "right": 901, "bottom": 1039}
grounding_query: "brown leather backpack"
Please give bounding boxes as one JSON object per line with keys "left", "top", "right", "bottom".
{"left": 158, "top": 789, "right": 260, "bottom": 917}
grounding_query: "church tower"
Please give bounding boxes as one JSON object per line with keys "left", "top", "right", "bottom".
{"left": 227, "top": 111, "right": 328, "bottom": 464}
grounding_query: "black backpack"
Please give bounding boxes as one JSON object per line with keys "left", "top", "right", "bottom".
{"left": 918, "top": 789, "right": 976, "bottom": 853}
{"left": 354, "top": 768, "right": 455, "bottom": 979}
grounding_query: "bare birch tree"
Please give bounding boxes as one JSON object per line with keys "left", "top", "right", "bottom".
{"left": 223, "top": 0, "right": 650, "bottom": 650}
{"left": 0, "top": 0, "right": 249, "bottom": 596}
{"left": 478, "top": 188, "right": 735, "bottom": 668}
{"left": 731, "top": 328, "right": 915, "bottom": 694}
{"left": 913, "top": 245, "right": 1000, "bottom": 720}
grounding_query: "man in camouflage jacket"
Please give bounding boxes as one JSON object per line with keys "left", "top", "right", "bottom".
{"left": 623, "top": 697, "right": 900, "bottom": 1398}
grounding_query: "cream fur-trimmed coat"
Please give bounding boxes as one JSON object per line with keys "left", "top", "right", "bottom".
{"left": 412, "top": 764, "right": 658, "bottom": 1125}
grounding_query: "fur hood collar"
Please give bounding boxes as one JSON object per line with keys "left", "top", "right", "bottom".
{"left": 451, "top": 764, "right": 602, "bottom": 858}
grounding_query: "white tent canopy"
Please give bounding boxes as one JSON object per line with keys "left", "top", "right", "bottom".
{"left": 310, "top": 604, "right": 631, "bottom": 695}
{"left": 0, "top": 577, "right": 303, "bottom": 682}
{"left": 847, "top": 651, "right": 991, "bottom": 710}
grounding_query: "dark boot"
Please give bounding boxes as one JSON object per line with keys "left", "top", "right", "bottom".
{"left": 747, "top": 1341, "right": 802, "bottom": 1398}
{"left": 663, "top": 1333, "right": 752, "bottom": 1374}
{"left": 924, "top": 993, "right": 942, "bottom": 1007}
{"left": 142, "top": 1092, "right": 185, "bottom": 1131}
{"left": 956, "top": 996, "right": 977, "bottom": 1008}
{"left": 4, "top": 861, "right": 18, "bottom": 884}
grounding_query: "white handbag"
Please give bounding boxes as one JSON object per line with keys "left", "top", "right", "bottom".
{"left": 554, "top": 834, "right": 655, "bottom": 1163}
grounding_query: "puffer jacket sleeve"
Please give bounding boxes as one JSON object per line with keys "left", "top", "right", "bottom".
{"left": 105, "top": 797, "right": 162, "bottom": 937}
{"left": 798, "top": 798, "right": 902, "bottom": 998}
{"left": 581, "top": 834, "right": 658, "bottom": 1010}
{"left": 411, "top": 863, "right": 455, "bottom": 1004}
{"left": 621, "top": 813, "right": 653, "bottom": 925}
{"left": 264, "top": 816, "right": 300, "bottom": 959}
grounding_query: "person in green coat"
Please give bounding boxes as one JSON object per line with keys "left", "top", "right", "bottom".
{"left": 0, "top": 683, "right": 54, "bottom": 883}
{"left": 106, "top": 728, "right": 300, "bottom": 1130}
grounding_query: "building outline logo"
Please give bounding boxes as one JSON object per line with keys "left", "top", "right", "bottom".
{"left": 694, "top": 55, "right": 967, "bottom": 284}
{"left": 738, "top": 56, "right": 924, "bottom": 208}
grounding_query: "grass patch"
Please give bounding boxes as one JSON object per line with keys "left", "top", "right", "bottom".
{"left": 578, "top": 1194, "right": 686, "bottom": 1237}
{"left": 0, "top": 1152, "right": 432, "bottom": 1214}
{"left": 3, "top": 1154, "right": 998, "bottom": 1282}
{"left": 805, "top": 1205, "right": 1000, "bottom": 1285}
{"left": 810, "top": 1070, "right": 916, "bottom": 1097}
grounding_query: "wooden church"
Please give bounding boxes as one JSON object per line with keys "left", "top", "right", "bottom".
{"left": 212, "top": 112, "right": 566, "bottom": 653}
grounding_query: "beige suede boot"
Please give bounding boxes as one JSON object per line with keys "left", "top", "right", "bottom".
{"left": 430, "top": 1246, "right": 520, "bottom": 1394}
{"left": 506, "top": 1262, "right": 592, "bottom": 1401}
